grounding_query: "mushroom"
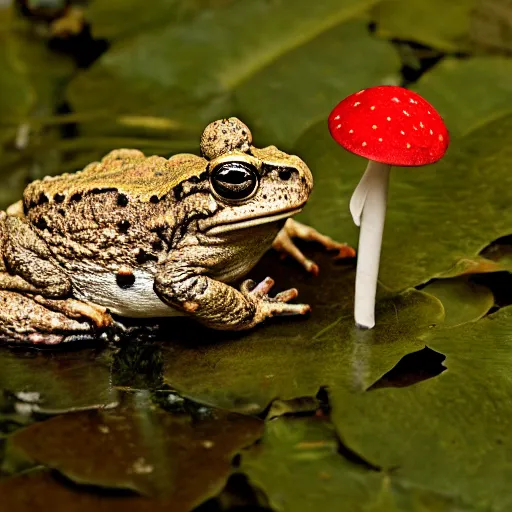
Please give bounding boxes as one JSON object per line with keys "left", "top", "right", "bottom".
{"left": 328, "top": 85, "right": 449, "bottom": 329}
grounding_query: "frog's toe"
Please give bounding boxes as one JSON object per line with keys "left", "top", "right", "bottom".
{"left": 242, "top": 277, "right": 310, "bottom": 322}
{"left": 273, "top": 218, "right": 355, "bottom": 274}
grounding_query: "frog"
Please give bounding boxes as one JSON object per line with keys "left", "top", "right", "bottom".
{"left": 0, "top": 118, "right": 354, "bottom": 345}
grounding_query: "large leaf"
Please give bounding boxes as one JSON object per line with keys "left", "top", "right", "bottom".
{"left": 86, "top": 0, "right": 236, "bottom": 41}
{"left": 69, "top": 0, "right": 400, "bottom": 148}
{"left": 371, "top": 0, "right": 476, "bottom": 52}
{"left": 330, "top": 306, "right": 512, "bottom": 511}
{"left": 412, "top": 57, "right": 512, "bottom": 138}
{"left": 372, "top": 0, "right": 512, "bottom": 55}
{"left": 470, "top": 0, "right": 512, "bottom": 54}
{"left": 7, "top": 398, "right": 263, "bottom": 508}
{"left": 163, "top": 249, "right": 444, "bottom": 413}
{"left": 296, "top": 112, "right": 512, "bottom": 291}
{"left": 0, "top": 8, "right": 32, "bottom": 148}
{"left": 242, "top": 416, "right": 475, "bottom": 512}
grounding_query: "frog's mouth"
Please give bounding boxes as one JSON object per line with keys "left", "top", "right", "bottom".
{"left": 203, "top": 208, "right": 302, "bottom": 235}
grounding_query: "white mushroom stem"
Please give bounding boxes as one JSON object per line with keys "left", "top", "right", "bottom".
{"left": 350, "top": 160, "right": 391, "bottom": 329}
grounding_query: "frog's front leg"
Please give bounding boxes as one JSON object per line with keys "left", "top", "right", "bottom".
{"left": 154, "top": 249, "right": 309, "bottom": 331}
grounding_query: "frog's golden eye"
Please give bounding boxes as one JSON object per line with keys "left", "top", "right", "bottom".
{"left": 210, "top": 161, "right": 259, "bottom": 202}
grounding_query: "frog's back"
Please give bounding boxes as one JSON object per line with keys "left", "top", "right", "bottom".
{"left": 23, "top": 149, "right": 208, "bottom": 206}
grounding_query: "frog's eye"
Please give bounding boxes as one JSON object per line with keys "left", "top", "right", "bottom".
{"left": 210, "top": 161, "right": 259, "bottom": 201}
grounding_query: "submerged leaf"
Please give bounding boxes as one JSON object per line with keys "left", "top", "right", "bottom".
{"left": 7, "top": 397, "right": 263, "bottom": 508}
{"left": 0, "top": 347, "right": 117, "bottom": 413}
{"left": 0, "top": 469, "right": 178, "bottom": 512}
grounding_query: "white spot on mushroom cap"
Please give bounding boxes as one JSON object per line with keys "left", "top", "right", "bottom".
{"left": 439, "top": 134, "right": 444, "bottom": 141}
{"left": 413, "top": 125, "right": 418, "bottom": 131}
{"left": 392, "top": 97, "right": 400, "bottom": 103}
{"left": 406, "top": 143, "right": 411, "bottom": 149}
{"left": 353, "top": 101, "right": 361, "bottom": 107}
{"left": 356, "top": 89, "right": 365, "bottom": 95}
{"left": 387, "top": 116, "right": 391, "bottom": 121}
{"left": 336, "top": 124, "right": 342, "bottom": 129}
{"left": 419, "top": 121, "right": 424, "bottom": 128}
{"left": 362, "top": 141, "right": 367, "bottom": 147}
{"left": 372, "top": 125, "right": 377, "bottom": 130}
{"left": 403, "top": 110, "right": 410, "bottom": 116}
{"left": 370, "top": 106, "right": 376, "bottom": 110}
{"left": 409, "top": 98, "right": 417, "bottom": 104}
{"left": 349, "top": 129, "right": 354, "bottom": 134}
{"left": 400, "top": 130, "right": 405, "bottom": 135}
{"left": 378, "top": 138, "right": 383, "bottom": 142}
{"left": 428, "top": 110, "right": 431, "bottom": 114}
{"left": 334, "top": 115, "right": 340, "bottom": 120}
{"left": 430, "top": 129, "right": 433, "bottom": 135}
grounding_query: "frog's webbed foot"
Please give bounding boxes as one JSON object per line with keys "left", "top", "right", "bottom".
{"left": 0, "top": 291, "right": 114, "bottom": 345}
{"left": 272, "top": 219, "right": 356, "bottom": 276}
{"left": 241, "top": 276, "right": 310, "bottom": 325}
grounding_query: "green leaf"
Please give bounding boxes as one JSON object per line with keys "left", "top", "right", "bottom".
{"left": 68, "top": 0, "right": 399, "bottom": 147}
{"left": 412, "top": 57, "right": 512, "bottom": 139}
{"left": 371, "top": 0, "right": 476, "bottom": 52}
{"left": 329, "top": 306, "right": 512, "bottom": 511}
{"left": 422, "top": 278, "right": 494, "bottom": 327}
{"left": 0, "top": 9, "right": 32, "bottom": 148}
{"left": 7, "top": 398, "right": 263, "bottom": 508}
{"left": 296, "top": 112, "right": 512, "bottom": 291}
{"left": 163, "top": 250, "right": 444, "bottom": 413}
{"left": 471, "top": 0, "right": 512, "bottom": 54}
{"left": 242, "top": 416, "right": 476, "bottom": 512}
{"left": 86, "top": 0, "right": 235, "bottom": 41}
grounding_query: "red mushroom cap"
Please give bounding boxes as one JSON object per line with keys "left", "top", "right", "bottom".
{"left": 328, "top": 85, "right": 449, "bottom": 167}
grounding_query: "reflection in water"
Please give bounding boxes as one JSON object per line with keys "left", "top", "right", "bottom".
{"left": 348, "top": 327, "right": 375, "bottom": 392}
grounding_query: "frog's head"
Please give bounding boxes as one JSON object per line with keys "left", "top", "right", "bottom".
{"left": 197, "top": 118, "right": 313, "bottom": 236}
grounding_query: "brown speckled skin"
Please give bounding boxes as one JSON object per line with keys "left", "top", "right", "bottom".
{"left": 0, "top": 118, "right": 313, "bottom": 344}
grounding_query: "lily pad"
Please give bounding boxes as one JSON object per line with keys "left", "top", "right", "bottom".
{"left": 0, "top": 469, "right": 182, "bottom": 512}
{"left": 330, "top": 306, "right": 512, "bottom": 511}
{"left": 242, "top": 416, "right": 475, "bottom": 511}
{"left": 422, "top": 278, "right": 494, "bottom": 327}
{"left": 68, "top": 0, "right": 399, "bottom": 147}
{"left": 163, "top": 249, "right": 444, "bottom": 413}
{"left": 296, "top": 112, "right": 512, "bottom": 291}
{"left": 7, "top": 397, "right": 263, "bottom": 508}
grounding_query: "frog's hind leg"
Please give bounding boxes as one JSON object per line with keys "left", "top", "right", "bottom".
{"left": 0, "top": 290, "right": 114, "bottom": 345}
{"left": 0, "top": 212, "right": 71, "bottom": 298}
{"left": 272, "top": 219, "right": 356, "bottom": 276}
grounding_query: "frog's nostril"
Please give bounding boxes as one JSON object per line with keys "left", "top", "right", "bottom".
{"left": 279, "top": 169, "right": 292, "bottom": 181}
